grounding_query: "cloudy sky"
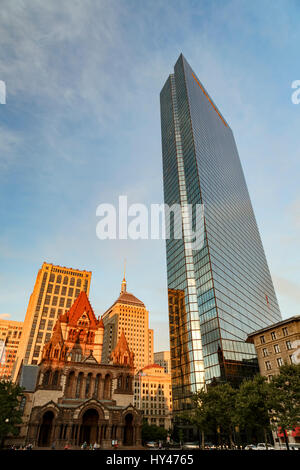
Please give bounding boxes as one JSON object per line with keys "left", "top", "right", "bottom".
{"left": 0, "top": 0, "right": 299, "bottom": 351}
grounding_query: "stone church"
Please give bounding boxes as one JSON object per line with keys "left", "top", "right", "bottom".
{"left": 14, "top": 291, "right": 142, "bottom": 448}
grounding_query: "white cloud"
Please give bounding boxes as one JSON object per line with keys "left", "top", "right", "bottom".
{"left": 0, "top": 313, "right": 11, "bottom": 319}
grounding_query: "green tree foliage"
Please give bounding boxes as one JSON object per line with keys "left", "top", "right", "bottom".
{"left": 176, "top": 365, "right": 300, "bottom": 449}
{"left": 268, "top": 364, "right": 300, "bottom": 450}
{"left": 0, "top": 380, "right": 24, "bottom": 448}
{"left": 234, "top": 374, "right": 271, "bottom": 445}
{"left": 141, "top": 422, "right": 167, "bottom": 443}
{"left": 180, "top": 383, "right": 237, "bottom": 448}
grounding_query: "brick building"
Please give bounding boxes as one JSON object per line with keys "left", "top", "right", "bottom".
{"left": 246, "top": 315, "right": 300, "bottom": 381}
{"left": 8, "top": 291, "right": 142, "bottom": 449}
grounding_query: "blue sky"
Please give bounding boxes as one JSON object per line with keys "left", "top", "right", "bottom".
{"left": 0, "top": 0, "right": 299, "bottom": 352}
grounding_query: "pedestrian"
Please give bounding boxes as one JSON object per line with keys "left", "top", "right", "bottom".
{"left": 51, "top": 441, "right": 56, "bottom": 450}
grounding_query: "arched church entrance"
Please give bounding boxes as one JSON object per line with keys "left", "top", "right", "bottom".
{"left": 79, "top": 409, "right": 99, "bottom": 445}
{"left": 38, "top": 410, "right": 55, "bottom": 447}
{"left": 124, "top": 413, "right": 134, "bottom": 446}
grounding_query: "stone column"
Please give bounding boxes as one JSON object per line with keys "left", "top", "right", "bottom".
{"left": 80, "top": 375, "right": 86, "bottom": 399}
{"left": 101, "top": 425, "right": 112, "bottom": 449}
{"left": 136, "top": 425, "right": 142, "bottom": 446}
{"left": 89, "top": 376, "right": 95, "bottom": 398}
{"left": 98, "top": 378, "right": 104, "bottom": 400}
{"left": 116, "top": 425, "right": 123, "bottom": 442}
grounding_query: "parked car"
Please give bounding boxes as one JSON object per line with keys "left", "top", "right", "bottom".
{"left": 289, "top": 444, "right": 300, "bottom": 451}
{"left": 145, "top": 441, "right": 158, "bottom": 448}
{"left": 182, "top": 442, "right": 200, "bottom": 450}
{"left": 256, "top": 443, "right": 275, "bottom": 450}
{"left": 244, "top": 444, "right": 257, "bottom": 450}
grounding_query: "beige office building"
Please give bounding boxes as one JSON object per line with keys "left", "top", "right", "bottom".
{"left": 12, "top": 262, "right": 91, "bottom": 382}
{"left": 134, "top": 364, "right": 173, "bottom": 430}
{"left": 0, "top": 319, "right": 23, "bottom": 380}
{"left": 101, "top": 275, "right": 154, "bottom": 371}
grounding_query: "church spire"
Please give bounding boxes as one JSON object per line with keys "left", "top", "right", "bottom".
{"left": 121, "top": 259, "right": 127, "bottom": 293}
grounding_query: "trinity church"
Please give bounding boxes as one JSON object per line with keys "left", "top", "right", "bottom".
{"left": 13, "top": 290, "right": 142, "bottom": 448}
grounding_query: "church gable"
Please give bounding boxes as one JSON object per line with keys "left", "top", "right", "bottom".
{"left": 66, "top": 291, "right": 99, "bottom": 328}
{"left": 110, "top": 331, "right": 134, "bottom": 367}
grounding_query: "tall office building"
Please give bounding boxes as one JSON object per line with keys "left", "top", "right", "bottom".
{"left": 101, "top": 275, "right": 154, "bottom": 371}
{"left": 13, "top": 262, "right": 91, "bottom": 382}
{"left": 160, "top": 54, "right": 282, "bottom": 412}
{"left": 0, "top": 319, "right": 23, "bottom": 380}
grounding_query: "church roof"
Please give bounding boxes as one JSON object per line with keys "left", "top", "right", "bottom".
{"left": 51, "top": 319, "right": 64, "bottom": 345}
{"left": 113, "top": 330, "right": 131, "bottom": 355}
{"left": 60, "top": 291, "right": 103, "bottom": 328}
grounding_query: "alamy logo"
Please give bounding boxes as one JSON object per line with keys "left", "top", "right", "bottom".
{"left": 96, "top": 196, "right": 205, "bottom": 251}
{"left": 0, "top": 81, "right": 6, "bottom": 104}
{"left": 291, "top": 80, "right": 300, "bottom": 104}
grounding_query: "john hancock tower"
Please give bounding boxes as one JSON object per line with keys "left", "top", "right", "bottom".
{"left": 160, "top": 54, "right": 281, "bottom": 412}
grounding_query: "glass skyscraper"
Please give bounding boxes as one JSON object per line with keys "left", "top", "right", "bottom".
{"left": 160, "top": 54, "right": 281, "bottom": 412}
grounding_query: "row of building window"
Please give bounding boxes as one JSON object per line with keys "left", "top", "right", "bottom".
{"left": 265, "top": 355, "right": 296, "bottom": 370}
{"left": 260, "top": 327, "right": 289, "bottom": 344}
{"left": 262, "top": 341, "right": 293, "bottom": 356}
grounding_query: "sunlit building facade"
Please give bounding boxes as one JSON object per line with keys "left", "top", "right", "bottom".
{"left": 0, "top": 319, "right": 23, "bottom": 380}
{"left": 12, "top": 262, "right": 92, "bottom": 382}
{"left": 134, "top": 364, "right": 173, "bottom": 430}
{"left": 101, "top": 275, "right": 154, "bottom": 371}
{"left": 160, "top": 54, "right": 282, "bottom": 412}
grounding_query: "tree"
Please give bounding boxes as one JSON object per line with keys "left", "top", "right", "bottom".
{"left": 234, "top": 374, "right": 271, "bottom": 446}
{"left": 268, "top": 364, "right": 300, "bottom": 450}
{"left": 181, "top": 384, "right": 237, "bottom": 448}
{"left": 0, "top": 380, "right": 25, "bottom": 448}
{"left": 141, "top": 422, "right": 167, "bottom": 443}
{"left": 179, "top": 391, "right": 215, "bottom": 449}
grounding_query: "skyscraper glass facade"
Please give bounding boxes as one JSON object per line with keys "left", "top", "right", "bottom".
{"left": 160, "top": 54, "right": 282, "bottom": 412}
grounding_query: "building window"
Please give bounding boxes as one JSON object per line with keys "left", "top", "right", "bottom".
{"left": 289, "top": 355, "right": 296, "bottom": 364}
{"left": 271, "top": 332, "right": 276, "bottom": 340}
{"left": 260, "top": 336, "right": 265, "bottom": 344}
{"left": 262, "top": 348, "right": 268, "bottom": 357}
{"left": 265, "top": 361, "right": 271, "bottom": 371}
{"left": 277, "top": 357, "right": 283, "bottom": 367}
{"left": 274, "top": 344, "right": 280, "bottom": 354}
{"left": 19, "top": 396, "right": 26, "bottom": 415}
{"left": 286, "top": 341, "right": 292, "bottom": 350}
{"left": 282, "top": 327, "right": 288, "bottom": 337}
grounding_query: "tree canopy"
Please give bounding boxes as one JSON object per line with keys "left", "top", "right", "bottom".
{"left": 0, "top": 380, "right": 25, "bottom": 448}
